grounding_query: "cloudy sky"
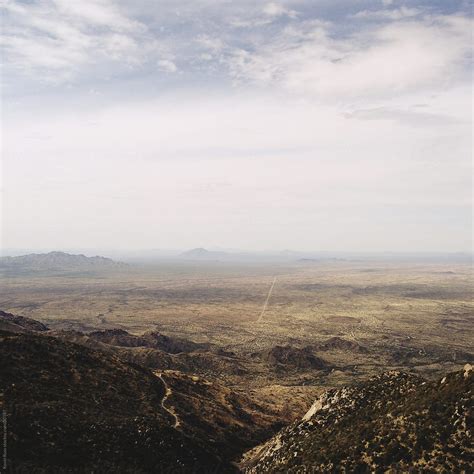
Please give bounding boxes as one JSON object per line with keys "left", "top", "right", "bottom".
{"left": 1, "top": 0, "right": 472, "bottom": 253}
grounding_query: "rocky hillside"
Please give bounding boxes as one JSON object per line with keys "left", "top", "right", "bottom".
{"left": 242, "top": 366, "right": 473, "bottom": 472}
{"left": 1, "top": 330, "right": 232, "bottom": 473}
{"left": 0, "top": 310, "right": 49, "bottom": 333}
{"left": 87, "top": 328, "right": 209, "bottom": 353}
{"left": 0, "top": 311, "right": 283, "bottom": 472}
{"left": 313, "top": 336, "right": 368, "bottom": 353}
{"left": 256, "top": 345, "right": 331, "bottom": 371}
{"left": 54, "top": 327, "right": 248, "bottom": 378}
{"left": 2, "top": 312, "right": 248, "bottom": 380}
{"left": 155, "top": 370, "right": 285, "bottom": 460}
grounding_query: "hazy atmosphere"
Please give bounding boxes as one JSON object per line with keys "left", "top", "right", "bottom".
{"left": 2, "top": 0, "right": 472, "bottom": 252}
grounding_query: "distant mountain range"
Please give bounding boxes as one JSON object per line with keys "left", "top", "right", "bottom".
{"left": 177, "top": 248, "right": 474, "bottom": 263}
{"left": 179, "top": 247, "right": 313, "bottom": 261}
{"left": 2, "top": 248, "right": 471, "bottom": 264}
{"left": 0, "top": 251, "right": 124, "bottom": 270}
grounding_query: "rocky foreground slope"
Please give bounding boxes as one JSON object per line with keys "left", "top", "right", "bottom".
{"left": 1, "top": 330, "right": 232, "bottom": 473}
{"left": 0, "top": 312, "right": 283, "bottom": 473}
{"left": 241, "top": 365, "right": 473, "bottom": 473}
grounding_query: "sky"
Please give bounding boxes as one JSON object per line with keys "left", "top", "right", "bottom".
{"left": 1, "top": 0, "right": 472, "bottom": 253}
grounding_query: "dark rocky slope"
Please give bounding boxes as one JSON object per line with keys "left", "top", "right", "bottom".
{"left": 242, "top": 366, "right": 473, "bottom": 472}
{"left": 156, "top": 370, "right": 285, "bottom": 461}
{"left": 0, "top": 310, "right": 49, "bottom": 333}
{"left": 256, "top": 345, "right": 330, "bottom": 371}
{"left": 0, "top": 330, "right": 235, "bottom": 473}
{"left": 87, "top": 327, "right": 209, "bottom": 353}
{"left": 55, "top": 328, "right": 248, "bottom": 377}
{"left": 0, "top": 311, "right": 283, "bottom": 472}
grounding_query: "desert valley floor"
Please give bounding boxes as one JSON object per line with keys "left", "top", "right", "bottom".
{"left": 2, "top": 258, "right": 472, "bottom": 404}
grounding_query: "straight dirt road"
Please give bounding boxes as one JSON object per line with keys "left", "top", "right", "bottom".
{"left": 257, "top": 277, "right": 277, "bottom": 322}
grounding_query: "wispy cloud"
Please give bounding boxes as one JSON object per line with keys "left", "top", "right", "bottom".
{"left": 227, "top": 14, "right": 472, "bottom": 102}
{"left": 353, "top": 7, "right": 421, "bottom": 20}
{"left": 2, "top": 0, "right": 471, "bottom": 95}
{"left": 262, "top": 2, "right": 298, "bottom": 19}
{"left": 0, "top": 0, "right": 157, "bottom": 82}
{"left": 195, "top": 34, "right": 225, "bottom": 53}
{"left": 157, "top": 59, "right": 178, "bottom": 73}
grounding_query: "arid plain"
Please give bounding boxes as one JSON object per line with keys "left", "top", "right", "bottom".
{"left": 1, "top": 258, "right": 472, "bottom": 417}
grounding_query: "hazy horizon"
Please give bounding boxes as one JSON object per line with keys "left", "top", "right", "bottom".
{"left": 1, "top": 246, "right": 472, "bottom": 261}
{"left": 2, "top": 0, "right": 472, "bottom": 252}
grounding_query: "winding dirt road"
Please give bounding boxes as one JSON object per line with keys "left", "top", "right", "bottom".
{"left": 155, "top": 372, "right": 181, "bottom": 429}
